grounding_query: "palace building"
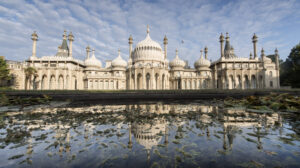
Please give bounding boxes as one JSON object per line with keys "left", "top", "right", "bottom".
{"left": 7, "top": 26, "right": 280, "bottom": 90}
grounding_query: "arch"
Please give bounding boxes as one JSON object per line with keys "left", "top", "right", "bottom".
{"left": 66, "top": 75, "right": 69, "bottom": 90}
{"left": 183, "top": 80, "right": 186, "bottom": 90}
{"left": 137, "top": 73, "right": 142, "bottom": 90}
{"left": 116, "top": 80, "right": 119, "bottom": 90}
{"left": 251, "top": 75, "right": 256, "bottom": 89}
{"left": 58, "top": 75, "right": 64, "bottom": 90}
{"left": 146, "top": 73, "right": 151, "bottom": 90}
{"left": 244, "top": 75, "right": 249, "bottom": 89}
{"left": 33, "top": 75, "right": 38, "bottom": 90}
{"left": 188, "top": 80, "right": 191, "bottom": 89}
{"left": 100, "top": 80, "right": 104, "bottom": 90}
{"left": 162, "top": 74, "right": 165, "bottom": 90}
{"left": 269, "top": 71, "right": 273, "bottom": 77}
{"left": 155, "top": 73, "right": 159, "bottom": 90}
{"left": 203, "top": 79, "right": 207, "bottom": 89}
{"left": 49, "top": 75, "right": 56, "bottom": 90}
{"left": 41, "top": 75, "right": 47, "bottom": 90}
{"left": 270, "top": 81, "right": 273, "bottom": 88}
{"left": 72, "top": 75, "right": 77, "bottom": 90}
{"left": 110, "top": 80, "right": 114, "bottom": 89}
{"left": 105, "top": 80, "right": 109, "bottom": 89}
{"left": 228, "top": 75, "right": 234, "bottom": 89}
{"left": 259, "top": 75, "right": 263, "bottom": 88}
{"left": 236, "top": 75, "right": 242, "bottom": 89}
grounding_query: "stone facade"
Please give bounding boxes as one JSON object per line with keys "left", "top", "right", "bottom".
{"left": 7, "top": 27, "right": 280, "bottom": 90}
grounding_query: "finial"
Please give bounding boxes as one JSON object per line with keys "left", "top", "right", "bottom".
{"left": 219, "top": 33, "right": 224, "bottom": 42}
{"left": 31, "top": 31, "right": 38, "bottom": 40}
{"left": 147, "top": 25, "right": 149, "bottom": 34}
{"left": 92, "top": 48, "right": 95, "bottom": 56}
{"left": 68, "top": 31, "right": 74, "bottom": 41}
{"left": 261, "top": 48, "right": 265, "bottom": 56}
{"left": 250, "top": 52, "right": 253, "bottom": 59}
{"left": 204, "top": 46, "right": 208, "bottom": 59}
{"left": 118, "top": 48, "right": 121, "bottom": 56}
{"left": 175, "top": 49, "right": 178, "bottom": 58}
{"left": 226, "top": 32, "right": 229, "bottom": 37}
{"left": 200, "top": 50, "right": 203, "bottom": 59}
{"left": 252, "top": 33, "right": 258, "bottom": 42}
{"left": 275, "top": 48, "right": 278, "bottom": 54}
{"left": 86, "top": 45, "right": 90, "bottom": 50}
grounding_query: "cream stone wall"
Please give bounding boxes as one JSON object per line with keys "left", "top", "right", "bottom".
{"left": 7, "top": 29, "right": 280, "bottom": 90}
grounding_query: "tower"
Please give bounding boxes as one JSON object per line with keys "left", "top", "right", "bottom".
{"left": 163, "top": 35, "right": 168, "bottom": 59}
{"left": 31, "top": 31, "right": 38, "bottom": 59}
{"left": 68, "top": 31, "right": 74, "bottom": 57}
{"left": 219, "top": 33, "right": 224, "bottom": 58}
{"left": 128, "top": 35, "right": 133, "bottom": 60}
{"left": 252, "top": 33, "right": 258, "bottom": 59}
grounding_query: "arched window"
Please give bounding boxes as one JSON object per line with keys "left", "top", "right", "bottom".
{"left": 269, "top": 71, "right": 273, "bottom": 77}
{"left": 146, "top": 73, "right": 151, "bottom": 90}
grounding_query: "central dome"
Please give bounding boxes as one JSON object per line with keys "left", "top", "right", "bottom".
{"left": 132, "top": 26, "right": 164, "bottom": 62}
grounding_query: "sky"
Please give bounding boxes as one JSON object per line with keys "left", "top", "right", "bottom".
{"left": 0, "top": 0, "right": 300, "bottom": 66}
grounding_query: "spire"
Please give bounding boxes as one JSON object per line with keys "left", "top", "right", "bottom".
{"left": 224, "top": 32, "right": 231, "bottom": 58}
{"left": 163, "top": 35, "right": 168, "bottom": 44}
{"left": 68, "top": 31, "right": 74, "bottom": 41}
{"left": 31, "top": 31, "right": 38, "bottom": 41}
{"left": 92, "top": 48, "right": 95, "bottom": 58}
{"left": 225, "top": 32, "right": 229, "bottom": 41}
{"left": 200, "top": 50, "right": 203, "bottom": 59}
{"left": 63, "top": 30, "right": 67, "bottom": 39}
{"left": 61, "top": 30, "right": 69, "bottom": 50}
{"left": 147, "top": 25, "right": 150, "bottom": 34}
{"left": 128, "top": 35, "right": 133, "bottom": 44}
{"left": 261, "top": 48, "right": 265, "bottom": 58}
{"left": 175, "top": 49, "right": 178, "bottom": 58}
{"left": 219, "top": 33, "right": 224, "bottom": 42}
{"left": 86, "top": 45, "right": 90, "bottom": 59}
{"left": 204, "top": 46, "right": 208, "bottom": 59}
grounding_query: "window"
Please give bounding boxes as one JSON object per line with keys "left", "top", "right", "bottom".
{"left": 270, "top": 81, "right": 273, "bottom": 88}
{"left": 50, "top": 64, "right": 56, "bottom": 67}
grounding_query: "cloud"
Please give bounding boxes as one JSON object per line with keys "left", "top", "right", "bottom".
{"left": 0, "top": 0, "right": 299, "bottom": 65}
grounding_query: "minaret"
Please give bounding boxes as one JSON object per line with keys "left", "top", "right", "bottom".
{"left": 163, "top": 35, "right": 168, "bottom": 59}
{"left": 204, "top": 46, "right": 208, "bottom": 59}
{"left": 224, "top": 32, "right": 230, "bottom": 58}
{"left": 252, "top": 33, "right": 258, "bottom": 59}
{"left": 86, "top": 45, "right": 90, "bottom": 60}
{"left": 31, "top": 31, "right": 38, "bottom": 58}
{"left": 128, "top": 35, "right": 133, "bottom": 60}
{"left": 68, "top": 31, "right": 74, "bottom": 57}
{"left": 261, "top": 48, "right": 265, "bottom": 61}
{"left": 219, "top": 33, "right": 224, "bottom": 58}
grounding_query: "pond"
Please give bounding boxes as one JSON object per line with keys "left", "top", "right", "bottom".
{"left": 0, "top": 100, "right": 300, "bottom": 168}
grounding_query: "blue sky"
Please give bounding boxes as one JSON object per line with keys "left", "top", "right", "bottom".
{"left": 0, "top": 0, "right": 300, "bottom": 65}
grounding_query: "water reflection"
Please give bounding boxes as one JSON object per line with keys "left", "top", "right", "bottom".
{"left": 0, "top": 102, "right": 299, "bottom": 168}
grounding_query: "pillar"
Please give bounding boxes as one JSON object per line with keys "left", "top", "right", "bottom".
{"left": 252, "top": 33, "right": 258, "bottom": 59}
{"left": 68, "top": 31, "right": 74, "bottom": 57}
{"left": 31, "top": 31, "right": 38, "bottom": 58}
{"left": 219, "top": 33, "right": 224, "bottom": 58}
{"left": 163, "top": 35, "right": 168, "bottom": 59}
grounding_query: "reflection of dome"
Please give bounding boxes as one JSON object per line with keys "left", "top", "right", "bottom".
{"left": 85, "top": 49, "right": 102, "bottom": 67}
{"left": 170, "top": 49, "right": 185, "bottom": 69}
{"left": 132, "top": 26, "right": 164, "bottom": 62}
{"left": 132, "top": 122, "right": 165, "bottom": 150}
{"left": 112, "top": 49, "right": 127, "bottom": 68}
{"left": 194, "top": 51, "right": 210, "bottom": 69}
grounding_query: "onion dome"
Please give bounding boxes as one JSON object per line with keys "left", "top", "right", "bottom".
{"left": 112, "top": 49, "right": 127, "bottom": 68}
{"left": 85, "top": 49, "right": 102, "bottom": 67}
{"left": 133, "top": 25, "right": 164, "bottom": 62}
{"left": 169, "top": 49, "right": 185, "bottom": 69}
{"left": 194, "top": 50, "right": 211, "bottom": 69}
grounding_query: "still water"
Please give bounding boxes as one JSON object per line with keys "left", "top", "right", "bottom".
{"left": 0, "top": 100, "right": 300, "bottom": 168}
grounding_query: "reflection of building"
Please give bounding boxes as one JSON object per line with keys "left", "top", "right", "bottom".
{"left": 7, "top": 26, "right": 279, "bottom": 90}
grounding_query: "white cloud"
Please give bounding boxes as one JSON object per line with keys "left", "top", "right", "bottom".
{"left": 0, "top": 0, "right": 299, "bottom": 65}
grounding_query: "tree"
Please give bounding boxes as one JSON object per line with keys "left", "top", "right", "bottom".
{"left": 0, "top": 57, "right": 11, "bottom": 87}
{"left": 280, "top": 43, "right": 300, "bottom": 88}
{"left": 24, "top": 67, "right": 37, "bottom": 90}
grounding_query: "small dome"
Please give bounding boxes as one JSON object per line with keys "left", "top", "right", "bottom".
{"left": 170, "top": 49, "right": 185, "bottom": 68}
{"left": 85, "top": 49, "right": 102, "bottom": 67}
{"left": 112, "top": 49, "right": 127, "bottom": 68}
{"left": 194, "top": 50, "right": 211, "bottom": 68}
{"left": 264, "top": 56, "right": 272, "bottom": 64}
